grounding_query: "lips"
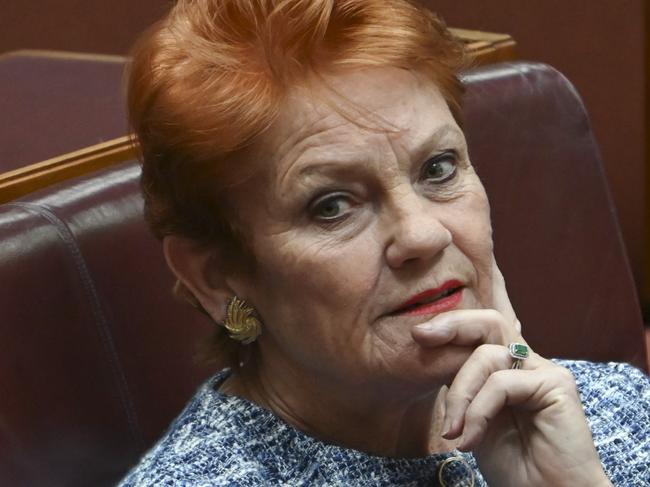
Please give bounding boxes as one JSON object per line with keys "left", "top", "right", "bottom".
{"left": 390, "top": 280, "right": 464, "bottom": 316}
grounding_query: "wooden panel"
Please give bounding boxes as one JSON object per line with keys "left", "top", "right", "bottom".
{"left": 0, "top": 136, "right": 136, "bottom": 203}
{"left": 0, "top": 28, "right": 515, "bottom": 202}
{"left": 450, "top": 28, "right": 517, "bottom": 65}
{"left": 0, "top": 49, "right": 127, "bottom": 63}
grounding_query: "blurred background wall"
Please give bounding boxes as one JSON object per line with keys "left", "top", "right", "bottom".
{"left": 0, "top": 0, "right": 172, "bottom": 55}
{"left": 1, "top": 0, "right": 647, "bottom": 311}
{"left": 427, "top": 0, "right": 647, "bottom": 309}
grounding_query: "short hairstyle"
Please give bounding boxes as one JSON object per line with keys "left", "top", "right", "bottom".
{"left": 127, "top": 0, "right": 466, "bottom": 366}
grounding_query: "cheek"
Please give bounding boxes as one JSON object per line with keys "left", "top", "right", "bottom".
{"left": 251, "top": 230, "right": 381, "bottom": 326}
{"left": 448, "top": 190, "right": 495, "bottom": 304}
{"left": 449, "top": 180, "right": 493, "bottom": 254}
{"left": 248, "top": 230, "right": 385, "bottom": 377}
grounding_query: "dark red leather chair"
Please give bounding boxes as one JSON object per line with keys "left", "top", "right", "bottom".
{"left": 0, "top": 161, "right": 214, "bottom": 486}
{"left": 0, "top": 62, "right": 646, "bottom": 487}
{"left": 462, "top": 62, "right": 646, "bottom": 369}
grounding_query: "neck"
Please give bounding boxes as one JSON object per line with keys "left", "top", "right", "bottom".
{"left": 221, "top": 353, "right": 458, "bottom": 457}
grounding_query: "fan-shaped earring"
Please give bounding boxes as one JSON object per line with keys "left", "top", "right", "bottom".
{"left": 223, "top": 296, "right": 262, "bottom": 344}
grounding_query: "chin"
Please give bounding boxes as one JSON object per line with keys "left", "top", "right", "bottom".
{"left": 366, "top": 344, "right": 472, "bottom": 398}
{"left": 410, "top": 345, "right": 474, "bottom": 386}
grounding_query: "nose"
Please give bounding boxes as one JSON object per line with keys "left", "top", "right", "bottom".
{"left": 384, "top": 191, "right": 452, "bottom": 269}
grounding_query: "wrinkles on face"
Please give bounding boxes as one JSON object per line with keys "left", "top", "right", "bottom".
{"left": 274, "top": 121, "right": 354, "bottom": 197}
{"left": 228, "top": 68, "right": 495, "bottom": 408}
{"left": 256, "top": 76, "right": 465, "bottom": 213}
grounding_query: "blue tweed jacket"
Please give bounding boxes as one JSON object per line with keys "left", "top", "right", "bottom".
{"left": 119, "top": 360, "right": 649, "bottom": 486}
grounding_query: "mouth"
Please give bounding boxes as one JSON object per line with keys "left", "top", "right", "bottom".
{"left": 389, "top": 280, "right": 464, "bottom": 317}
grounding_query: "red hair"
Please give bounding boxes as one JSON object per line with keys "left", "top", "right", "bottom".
{"left": 127, "top": 0, "right": 465, "bottom": 364}
{"left": 128, "top": 0, "right": 464, "bottom": 242}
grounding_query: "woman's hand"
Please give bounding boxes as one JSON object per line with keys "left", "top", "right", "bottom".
{"left": 411, "top": 261, "right": 611, "bottom": 487}
{"left": 441, "top": 343, "right": 609, "bottom": 486}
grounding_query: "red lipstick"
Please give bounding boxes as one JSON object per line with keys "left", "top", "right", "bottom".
{"left": 393, "top": 280, "right": 464, "bottom": 316}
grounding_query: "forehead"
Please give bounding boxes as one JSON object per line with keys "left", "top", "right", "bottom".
{"left": 257, "top": 67, "right": 458, "bottom": 160}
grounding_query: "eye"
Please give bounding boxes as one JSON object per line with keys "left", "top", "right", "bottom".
{"left": 310, "top": 193, "right": 354, "bottom": 222}
{"left": 421, "top": 151, "right": 457, "bottom": 183}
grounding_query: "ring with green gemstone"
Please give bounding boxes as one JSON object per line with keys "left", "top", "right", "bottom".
{"left": 509, "top": 342, "right": 529, "bottom": 369}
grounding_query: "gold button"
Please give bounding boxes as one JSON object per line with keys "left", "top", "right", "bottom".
{"left": 437, "top": 455, "right": 475, "bottom": 487}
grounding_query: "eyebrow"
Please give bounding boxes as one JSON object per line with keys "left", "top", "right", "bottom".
{"left": 409, "top": 123, "right": 465, "bottom": 161}
{"left": 282, "top": 122, "right": 465, "bottom": 193}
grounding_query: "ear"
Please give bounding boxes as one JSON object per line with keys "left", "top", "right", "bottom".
{"left": 162, "top": 235, "right": 233, "bottom": 323}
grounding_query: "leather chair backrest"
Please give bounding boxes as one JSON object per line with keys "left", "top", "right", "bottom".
{"left": 0, "top": 62, "right": 645, "bottom": 487}
{"left": 463, "top": 62, "right": 646, "bottom": 370}
{"left": 0, "top": 161, "right": 213, "bottom": 486}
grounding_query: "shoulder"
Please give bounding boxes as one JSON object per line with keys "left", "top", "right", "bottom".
{"left": 554, "top": 360, "right": 649, "bottom": 416}
{"left": 553, "top": 359, "right": 650, "bottom": 485}
{"left": 117, "top": 371, "right": 276, "bottom": 487}
{"left": 555, "top": 359, "right": 648, "bottom": 392}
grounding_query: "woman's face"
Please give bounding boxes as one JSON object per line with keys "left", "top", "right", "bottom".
{"left": 230, "top": 67, "right": 495, "bottom": 396}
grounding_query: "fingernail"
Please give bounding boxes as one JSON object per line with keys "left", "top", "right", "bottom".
{"left": 441, "top": 417, "right": 459, "bottom": 439}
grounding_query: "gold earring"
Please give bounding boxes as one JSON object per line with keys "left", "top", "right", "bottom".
{"left": 223, "top": 296, "right": 262, "bottom": 344}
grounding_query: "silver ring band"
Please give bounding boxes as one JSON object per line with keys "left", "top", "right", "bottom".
{"left": 509, "top": 342, "right": 529, "bottom": 370}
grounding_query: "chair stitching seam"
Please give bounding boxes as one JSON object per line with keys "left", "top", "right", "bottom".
{"left": 7, "top": 201, "right": 145, "bottom": 448}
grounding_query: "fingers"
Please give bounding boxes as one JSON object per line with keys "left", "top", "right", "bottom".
{"left": 490, "top": 256, "right": 518, "bottom": 325}
{"left": 457, "top": 365, "right": 579, "bottom": 451}
{"left": 440, "top": 345, "right": 581, "bottom": 452}
{"left": 456, "top": 369, "right": 538, "bottom": 451}
{"left": 441, "top": 344, "right": 516, "bottom": 438}
{"left": 411, "top": 258, "right": 522, "bottom": 348}
{"left": 442, "top": 344, "right": 541, "bottom": 439}
{"left": 411, "top": 309, "right": 523, "bottom": 348}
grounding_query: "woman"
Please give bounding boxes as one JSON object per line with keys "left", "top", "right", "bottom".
{"left": 120, "top": 0, "right": 649, "bottom": 485}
